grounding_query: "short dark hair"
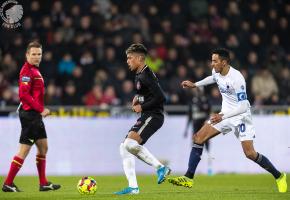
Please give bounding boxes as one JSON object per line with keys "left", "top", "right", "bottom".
{"left": 26, "top": 41, "right": 42, "bottom": 52}
{"left": 126, "top": 43, "right": 148, "bottom": 56}
{"left": 212, "top": 48, "right": 230, "bottom": 63}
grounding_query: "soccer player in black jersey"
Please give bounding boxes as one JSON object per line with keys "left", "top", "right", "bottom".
{"left": 114, "top": 44, "right": 171, "bottom": 195}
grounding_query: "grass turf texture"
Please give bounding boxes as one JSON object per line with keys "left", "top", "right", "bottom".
{"left": 0, "top": 174, "right": 289, "bottom": 200}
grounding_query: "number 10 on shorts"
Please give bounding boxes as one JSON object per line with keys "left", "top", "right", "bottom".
{"left": 240, "top": 123, "right": 246, "bottom": 132}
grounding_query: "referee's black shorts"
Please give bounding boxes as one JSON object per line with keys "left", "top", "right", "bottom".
{"left": 19, "top": 109, "right": 47, "bottom": 145}
{"left": 128, "top": 112, "right": 164, "bottom": 145}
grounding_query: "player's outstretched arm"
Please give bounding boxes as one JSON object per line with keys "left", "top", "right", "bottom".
{"left": 181, "top": 76, "right": 216, "bottom": 89}
{"left": 181, "top": 80, "right": 196, "bottom": 89}
{"left": 195, "top": 76, "right": 216, "bottom": 87}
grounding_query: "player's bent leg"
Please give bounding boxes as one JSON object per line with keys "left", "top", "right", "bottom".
{"left": 125, "top": 132, "right": 171, "bottom": 184}
{"left": 124, "top": 137, "right": 142, "bottom": 155}
{"left": 241, "top": 140, "right": 258, "bottom": 160}
{"left": 193, "top": 123, "right": 220, "bottom": 144}
{"left": 241, "top": 140, "right": 287, "bottom": 192}
{"left": 168, "top": 123, "right": 219, "bottom": 188}
{"left": 184, "top": 123, "right": 219, "bottom": 179}
{"left": 127, "top": 131, "right": 142, "bottom": 144}
{"left": 125, "top": 133, "right": 163, "bottom": 169}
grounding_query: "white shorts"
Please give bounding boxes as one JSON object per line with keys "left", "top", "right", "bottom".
{"left": 210, "top": 110, "right": 255, "bottom": 141}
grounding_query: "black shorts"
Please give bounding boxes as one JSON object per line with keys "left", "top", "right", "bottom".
{"left": 128, "top": 112, "right": 164, "bottom": 145}
{"left": 19, "top": 109, "right": 47, "bottom": 145}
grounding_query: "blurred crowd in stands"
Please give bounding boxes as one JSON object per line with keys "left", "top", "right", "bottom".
{"left": 0, "top": 0, "right": 289, "bottom": 107}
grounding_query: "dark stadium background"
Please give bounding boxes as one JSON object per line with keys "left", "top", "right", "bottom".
{"left": 0, "top": 1, "right": 290, "bottom": 199}
{"left": 0, "top": 0, "right": 289, "bottom": 111}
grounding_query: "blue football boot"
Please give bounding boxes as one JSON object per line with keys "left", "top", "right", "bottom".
{"left": 157, "top": 166, "right": 171, "bottom": 184}
{"left": 114, "top": 187, "right": 139, "bottom": 195}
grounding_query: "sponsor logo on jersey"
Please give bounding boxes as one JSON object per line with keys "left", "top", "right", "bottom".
{"left": 219, "top": 86, "right": 234, "bottom": 95}
{"left": 137, "top": 96, "right": 144, "bottom": 103}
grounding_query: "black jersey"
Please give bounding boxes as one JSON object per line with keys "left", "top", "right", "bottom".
{"left": 135, "top": 66, "right": 166, "bottom": 114}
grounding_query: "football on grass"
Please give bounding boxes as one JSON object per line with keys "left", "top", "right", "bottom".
{"left": 77, "top": 176, "right": 97, "bottom": 194}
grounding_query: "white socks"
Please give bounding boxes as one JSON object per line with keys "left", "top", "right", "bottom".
{"left": 120, "top": 143, "right": 138, "bottom": 188}
{"left": 124, "top": 138, "right": 163, "bottom": 169}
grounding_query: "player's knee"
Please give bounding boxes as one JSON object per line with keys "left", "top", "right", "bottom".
{"left": 39, "top": 146, "right": 48, "bottom": 155}
{"left": 244, "top": 150, "right": 257, "bottom": 160}
{"left": 17, "top": 146, "right": 32, "bottom": 159}
{"left": 44, "top": 146, "right": 48, "bottom": 154}
{"left": 124, "top": 138, "right": 141, "bottom": 155}
{"left": 17, "top": 151, "right": 29, "bottom": 160}
{"left": 193, "top": 134, "right": 205, "bottom": 145}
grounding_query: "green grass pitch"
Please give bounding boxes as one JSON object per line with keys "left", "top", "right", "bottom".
{"left": 0, "top": 174, "right": 289, "bottom": 200}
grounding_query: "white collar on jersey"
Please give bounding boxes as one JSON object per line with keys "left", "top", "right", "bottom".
{"left": 138, "top": 65, "right": 148, "bottom": 74}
